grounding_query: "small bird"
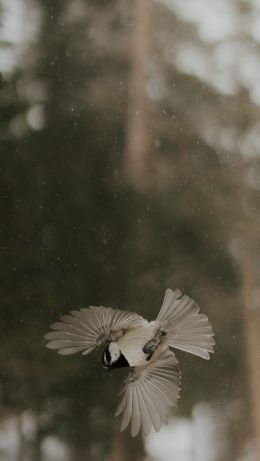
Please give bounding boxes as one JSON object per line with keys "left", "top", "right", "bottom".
{"left": 45, "top": 288, "right": 215, "bottom": 437}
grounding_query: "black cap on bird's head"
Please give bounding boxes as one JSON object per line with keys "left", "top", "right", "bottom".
{"left": 102, "top": 342, "right": 129, "bottom": 370}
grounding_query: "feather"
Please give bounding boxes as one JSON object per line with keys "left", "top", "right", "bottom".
{"left": 120, "top": 389, "right": 133, "bottom": 432}
{"left": 156, "top": 289, "right": 215, "bottom": 359}
{"left": 45, "top": 306, "right": 146, "bottom": 356}
{"left": 131, "top": 387, "right": 141, "bottom": 437}
{"left": 116, "top": 348, "right": 180, "bottom": 437}
{"left": 136, "top": 386, "right": 152, "bottom": 436}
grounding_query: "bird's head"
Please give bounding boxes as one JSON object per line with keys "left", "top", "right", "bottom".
{"left": 102, "top": 341, "right": 129, "bottom": 369}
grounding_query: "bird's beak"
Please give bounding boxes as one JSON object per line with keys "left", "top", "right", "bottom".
{"left": 102, "top": 363, "right": 111, "bottom": 370}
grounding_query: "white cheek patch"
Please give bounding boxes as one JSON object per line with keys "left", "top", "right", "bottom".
{"left": 109, "top": 342, "right": 121, "bottom": 362}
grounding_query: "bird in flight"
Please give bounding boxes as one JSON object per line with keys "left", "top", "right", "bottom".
{"left": 45, "top": 288, "right": 215, "bottom": 437}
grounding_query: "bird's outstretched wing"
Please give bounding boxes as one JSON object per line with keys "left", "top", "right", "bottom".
{"left": 45, "top": 306, "right": 147, "bottom": 356}
{"left": 115, "top": 348, "right": 180, "bottom": 437}
{"left": 156, "top": 288, "right": 215, "bottom": 359}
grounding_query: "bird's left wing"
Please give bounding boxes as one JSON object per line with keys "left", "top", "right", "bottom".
{"left": 45, "top": 306, "right": 146, "bottom": 356}
{"left": 115, "top": 348, "right": 180, "bottom": 437}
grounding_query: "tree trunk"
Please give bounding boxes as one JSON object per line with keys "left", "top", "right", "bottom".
{"left": 124, "top": 0, "right": 152, "bottom": 188}
{"left": 108, "top": 431, "right": 144, "bottom": 461}
{"left": 242, "top": 250, "right": 260, "bottom": 457}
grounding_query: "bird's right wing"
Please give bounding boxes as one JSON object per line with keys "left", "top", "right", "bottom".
{"left": 115, "top": 348, "right": 180, "bottom": 437}
{"left": 45, "top": 306, "right": 147, "bottom": 356}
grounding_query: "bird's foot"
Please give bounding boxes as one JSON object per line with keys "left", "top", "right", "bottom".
{"left": 143, "top": 338, "right": 160, "bottom": 361}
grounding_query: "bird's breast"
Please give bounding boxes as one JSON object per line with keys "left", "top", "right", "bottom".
{"left": 117, "top": 322, "right": 158, "bottom": 367}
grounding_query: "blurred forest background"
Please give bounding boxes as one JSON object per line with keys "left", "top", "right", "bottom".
{"left": 1, "top": 0, "right": 260, "bottom": 460}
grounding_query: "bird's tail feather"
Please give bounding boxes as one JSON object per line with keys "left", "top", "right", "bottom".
{"left": 156, "top": 289, "right": 215, "bottom": 360}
